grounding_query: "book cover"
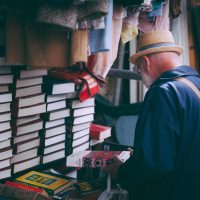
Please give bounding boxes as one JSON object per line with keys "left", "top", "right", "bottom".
{"left": 43, "top": 77, "right": 75, "bottom": 95}
{"left": 15, "top": 171, "right": 74, "bottom": 196}
{"left": 66, "top": 97, "right": 95, "bottom": 109}
{"left": 90, "top": 123, "right": 111, "bottom": 140}
{"left": 66, "top": 150, "right": 130, "bottom": 168}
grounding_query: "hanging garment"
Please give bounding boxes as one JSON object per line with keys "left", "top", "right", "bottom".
{"left": 35, "top": 4, "right": 78, "bottom": 30}
{"left": 70, "top": 30, "right": 88, "bottom": 65}
{"left": 87, "top": 5, "right": 125, "bottom": 79}
{"left": 89, "top": 0, "right": 113, "bottom": 53}
{"left": 121, "top": 12, "right": 139, "bottom": 44}
{"left": 77, "top": 0, "right": 109, "bottom": 22}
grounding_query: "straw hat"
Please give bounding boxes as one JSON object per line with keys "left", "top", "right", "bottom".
{"left": 129, "top": 30, "right": 184, "bottom": 64}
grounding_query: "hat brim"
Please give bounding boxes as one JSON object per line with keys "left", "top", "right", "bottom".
{"left": 129, "top": 46, "right": 184, "bottom": 64}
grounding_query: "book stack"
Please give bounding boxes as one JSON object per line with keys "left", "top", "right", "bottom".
{"left": 65, "top": 97, "right": 95, "bottom": 156}
{"left": 41, "top": 77, "right": 78, "bottom": 164}
{"left": 10, "top": 69, "right": 48, "bottom": 174}
{"left": 0, "top": 65, "right": 27, "bottom": 179}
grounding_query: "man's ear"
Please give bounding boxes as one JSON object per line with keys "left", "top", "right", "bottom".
{"left": 141, "top": 55, "right": 150, "bottom": 72}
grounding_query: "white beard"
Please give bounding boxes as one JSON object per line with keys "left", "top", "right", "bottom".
{"left": 141, "top": 71, "right": 153, "bottom": 89}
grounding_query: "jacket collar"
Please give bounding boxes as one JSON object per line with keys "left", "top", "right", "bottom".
{"left": 151, "top": 66, "right": 200, "bottom": 87}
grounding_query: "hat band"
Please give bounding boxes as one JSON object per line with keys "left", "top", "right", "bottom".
{"left": 138, "top": 42, "right": 176, "bottom": 52}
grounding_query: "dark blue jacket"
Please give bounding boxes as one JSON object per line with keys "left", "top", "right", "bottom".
{"left": 118, "top": 66, "right": 200, "bottom": 200}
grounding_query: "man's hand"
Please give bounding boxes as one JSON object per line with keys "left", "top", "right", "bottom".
{"left": 102, "top": 156, "right": 123, "bottom": 179}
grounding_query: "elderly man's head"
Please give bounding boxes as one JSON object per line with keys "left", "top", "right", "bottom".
{"left": 130, "top": 31, "right": 183, "bottom": 88}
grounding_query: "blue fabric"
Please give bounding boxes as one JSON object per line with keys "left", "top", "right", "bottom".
{"left": 118, "top": 66, "right": 200, "bottom": 200}
{"left": 89, "top": 0, "right": 113, "bottom": 53}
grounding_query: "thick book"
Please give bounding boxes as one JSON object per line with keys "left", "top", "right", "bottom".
{"left": 0, "top": 121, "right": 11, "bottom": 132}
{"left": 71, "top": 106, "right": 95, "bottom": 117}
{"left": 12, "top": 103, "right": 46, "bottom": 118}
{"left": 44, "top": 118, "right": 65, "bottom": 129}
{"left": 0, "top": 93, "right": 12, "bottom": 103}
{"left": 0, "top": 167, "right": 11, "bottom": 179}
{"left": 66, "top": 97, "right": 95, "bottom": 109}
{"left": 13, "top": 120, "right": 43, "bottom": 136}
{"left": 43, "top": 142, "right": 65, "bottom": 155}
{"left": 0, "top": 158, "right": 10, "bottom": 170}
{"left": 13, "top": 94, "right": 45, "bottom": 108}
{"left": 0, "top": 84, "right": 10, "bottom": 93}
{"left": 46, "top": 92, "right": 78, "bottom": 103}
{"left": 42, "top": 108, "right": 70, "bottom": 121}
{"left": 13, "top": 131, "right": 39, "bottom": 144}
{"left": 0, "top": 139, "right": 11, "bottom": 149}
{"left": 13, "top": 84, "right": 42, "bottom": 98}
{"left": 46, "top": 100, "right": 66, "bottom": 112}
{"left": 0, "top": 102, "right": 10, "bottom": 113}
{"left": 42, "top": 149, "right": 66, "bottom": 164}
{"left": 73, "top": 128, "right": 90, "bottom": 140}
{"left": 11, "top": 148, "right": 38, "bottom": 164}
{"left": 15, "top": 76, "right": 43, "bottom": 88}
{"left": 66, "top": 122, "right": 91, "bottom": 133}
{"left": 65, "top": 113, "right": 94, "bottom": 126}
{"left": 16, "top": 69, "right": 48, "bottom": 79}
{"left": 66, "top": 141, "right": 89, "bottom": 156}
{"left": 43, "top": 77, "right": 75, "bottom": 95}
{"left": 0, "top": 74, "right": 13, "bottom": 85}
{"left": 41, "top": 124, "right": 65, "bottom": 139}
{"left": 0, "top": 112, "right": 11, "bottom": 122}
{"left": 13, "top": 156, "right": 41, "bottom": 174}
{"left": 43, "top": 133, "right": 65, "bottom": 147}
{"left": 89, "top": 123, "right": 111, "bottom": 140}
{"left": 66, "top": 150, "right": 130, "bottom": 168}
{"left": 15, "top": 171, "right": 74, "bottom": 196}
{"left": 0, "top": 130, "right": 12, "bottom": 142}
{"left": 14, "top": 137, "right": 40, "bottom": 154}
{"left": 0, "top": 147, "right": 12, "bottom": 161}
{"left": 66, "top": 134, "right": 89, "bottom": 148}
{"left": 12, "top": 115, "right": 40, "bottom": 127}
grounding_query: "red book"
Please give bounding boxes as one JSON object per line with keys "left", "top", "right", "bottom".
{"left": 5, "top": 180, "right": 43, "bottom": 193}
{"left": 89, "top": 123, "right": 111, "bottom": 140}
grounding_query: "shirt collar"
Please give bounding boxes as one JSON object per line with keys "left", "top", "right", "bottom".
{"left": 151, "top": 66, "right": 200, "bottom": 87}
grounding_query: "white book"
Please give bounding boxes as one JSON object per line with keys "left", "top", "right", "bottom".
{"left": 0, "top": 167, "right": 11, "bottom": 179}
{"left": 13, "top": 156, "right": 40, "bottom": 173}
{"left": 72, "top": 141, "right": 90, "bottom": 154}
{"left": 42, "top": 149, "right": 65, "bottom": 164}
{"left": 0, "top": 121, "right": 11, "bottom": 132}
{"left": 0, "top": 102, "right": 10, "bottom": 113}
{"left": 16, "top": 76, "right": 43, "bottom": 88}
{"left": 44, "top": 142, "right": 65, "bottom": 155}
{"left": 70, "top": 98, "right": 95, "bottom": 109}
{"left": 67, "top": 122, "right": 91, "bottom": 133}
{"left": 11, "top": 148, "right": 38, "bottom": 164}
{"left": 16, "top": 120, "right": 43, "bottom": 136}
{"left": 16, "top": 103, "right": 46, "bottom": 117}
{"left": 0, "top": 75, "right": 13, "bottom": 84}
{"left": 72, "top": 135, "right": 89, "bottom": 148}
{"left": 0, "top": 139, "right": 11, "bottom": 149}
{"left": 73, "top": 128, "right": 90, "bottom": 140}
{"left": 0, "top": 112, "right": 11, "bottom": 122}
{"left": 47, "top": 100, "right": 66, "bottom": 112}
{"left": 0, "top": 148, "right": 12, "bottom": 161}
{"left": 17, "top": 94, "right": 45, "bottom": 108}
{"left": 0, "top": 130, "right": 12, "bottom": 142}
{"left": 16, "top": 138, "right": 40, "bottom": 153}
{"left": 90, "top": 139, "right": 104, "bottom": 147}
{"left": 72, "top": 106, "right": 95, "bottom": 117}
{"left": 0, "top": 158, "right": 10, "bottom": 170}
{"left": 20, "top": 69, "right": 47, "bottom": 78}
{"left": 47, "top": 108, "right": 70, "bottom": 121}
{"left": 0, "top": 85, "right": 9, "bottom": 93}
{"left": 0, "top": 93, "right": 12, "bottom": 103}
{"left": 15, "top": 85, "right": 42, "bottom": 98}
{"left": 45, "top": 118, "right": 65, "bottom": 129}
{"left": 46, "top": 92, "right": 78, "bottom": 103}
{"left": 13, "top": 131, "right": 39, "bottom": 144}
{"left": 16, "top": 115, "right": 40, "bottom": 126}
{"left": 44, "top": 124, "right": 65, "bottom": 138}
{"left": 70, "top": 114, "right": 94, "bottom": 125}
{"left": 45, "top": 133, "right": 65, "bottom": 147}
